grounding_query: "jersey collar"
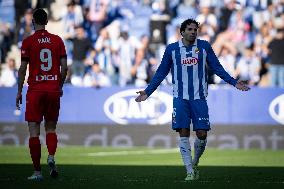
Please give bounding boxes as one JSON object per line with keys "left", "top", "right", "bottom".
{"left": 35, "top": 29, "right": 47, "bottom": 33}
{"left": 179, "top": 38, "right": 197, "bottom": 47}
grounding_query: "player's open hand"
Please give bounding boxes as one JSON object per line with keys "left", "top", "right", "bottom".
{"left": 235, "top": 80, "right": 250, "bottom": 91}
{"left": 135, "top": 90, "right": 148, "bottom": 102}
{"left": 16, "top": 92, "right": 22, "bottom": 110}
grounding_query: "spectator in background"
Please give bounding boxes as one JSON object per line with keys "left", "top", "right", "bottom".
{"left": 255, "top": 23, "right": 273, "bottom": 87}
{"left": 236, "top": 47, "right": 261, "bottom": 85}
{"left": 196, "top": 3, "right": 218, "bottom": 33}
{"left": 95, "top": 28, "right": 116, "bottom": 84}
{"left": 0, "top": 58, "right": 17, "bottom": 87}
{"left": 218, "top": 0, "right": 235, "bottom": 33}
{"left": 62, "top": 0, "right": 84, "bottom": 69}
{"left": 252, "top": 1, "right": 277, "bottom": 30}
{"left": 151, "top": 0, "right": 169, "bottom": 16}
{"left": 139, "top": 35, "right": 158, "bottom": 84}
{"left": 228, "top": 9, "right": 250, "bottom": 53}
{"left": 62, "top": 1, "right": 83, "bottom": 40}
{"left": 81, "top": 7, "right": 96, "bottom": 45}
{"left": 198, "top": 24, "right": 214, "bottom": 42}
{"left": 255, "top": 23, "right": 273, "bottom": 63}
{"left": 88, "top": 0, "right": 109, "bottom": 42}
{"left": 175, "top": 0, "right": 197, "bottom": 19}
{"left": 68, "top": 25, "right": 96, "bottom": 86}
{"left": 214, "top": 45, "right": 237, "bottom": 84}
{"left": 268, "top": 28, "right": 284, "bottom": 87}
{"left": 168, "top": 25, "right": 181, "bottom": 44}
{"left": 113, "top": 24, "right": 142, "bottom": 86}
{"left": 18, "top": 9, "right": 34, "bottom": 47}
{"left": 131, "top": 49, "right": 148, "bottom": 87}
{"left": 14, "top": 0, "right": 31, "bottom": 43}
{"left": 104, "top": 0, "right": 123, "bottom": 26}
{"left": 83, "top": 61, "right": 111, "bottom": 87}
{"left": 0, "top": 23, "right": 14, "bottom": 63}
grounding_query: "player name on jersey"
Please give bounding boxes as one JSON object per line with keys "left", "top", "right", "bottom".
{"left": 38, "top": 37, "right": 51, "bottom": 44}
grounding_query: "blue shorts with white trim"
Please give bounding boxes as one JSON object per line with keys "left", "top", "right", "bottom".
{"left": 172, "top": 97, "right": 210, "bottom": 131}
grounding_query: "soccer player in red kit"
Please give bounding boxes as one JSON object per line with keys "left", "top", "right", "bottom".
{"left": 16, "top": 8, "right": 68, "bottom": 181}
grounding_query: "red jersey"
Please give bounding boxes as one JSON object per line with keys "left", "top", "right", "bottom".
{"left": 21, "top": 29, "right": 67, "bottom": 92}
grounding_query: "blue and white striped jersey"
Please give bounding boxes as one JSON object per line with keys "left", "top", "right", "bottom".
{"left": 145, "top": 39, "right": 237, "bottom": 100}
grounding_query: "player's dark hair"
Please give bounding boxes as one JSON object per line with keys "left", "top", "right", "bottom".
{"left": 180, "top": 19, "right": 200, "bottom": 35}
{"left": 33, "top": 8, "right": 48, "bottom": 25}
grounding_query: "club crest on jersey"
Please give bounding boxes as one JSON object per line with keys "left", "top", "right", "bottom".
{"left": 181, "top": 57, "right": 198, "bottom": 66}
{"left": 195, "top": 48, "right": 200, "bottom": 54}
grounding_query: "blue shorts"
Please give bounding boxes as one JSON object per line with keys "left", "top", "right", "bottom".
{"left": 172, "top": 98, "right": 210, "bottom": 131}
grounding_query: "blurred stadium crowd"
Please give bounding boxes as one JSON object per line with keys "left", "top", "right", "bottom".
{"left": 0, "top": 0, "right": 283, "bottom": 88}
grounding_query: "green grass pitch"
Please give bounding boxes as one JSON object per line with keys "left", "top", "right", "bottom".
{"left": 0, "top": 146, "right": 284, "bottom": 189}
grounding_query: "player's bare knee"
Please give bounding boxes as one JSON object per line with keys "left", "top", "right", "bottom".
{"left": 196, "top": 130, "right": 207, "bottom": 140}
{"left": 44, "top": 121, "right": 57, "bottom": 133}
{"left": 178, "top": 128, "right": 190, "bottom": 137}
{"left": 45, "top": 127, "right": 56, "bottom": 133}
{"left": 28, "top": 122, "right": 40, "bottom": 137}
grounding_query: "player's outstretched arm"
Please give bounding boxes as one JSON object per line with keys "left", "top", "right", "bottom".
{"left": 235, "top": 80, "right": 250, "bottom": 91}
{"left": 135, "top": 91, "right": 148, "bottom": 102}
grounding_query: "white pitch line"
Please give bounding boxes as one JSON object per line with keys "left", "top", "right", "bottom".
{"left": 256, "top": 181, "right": 284, "bottom": 184}
{"left": 87, "top": 148, "right": 179, "bottom": 157}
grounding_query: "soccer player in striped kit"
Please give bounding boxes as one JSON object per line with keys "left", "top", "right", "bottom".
{"left": 135, "top": 19, "right": 250, "bottom": 181}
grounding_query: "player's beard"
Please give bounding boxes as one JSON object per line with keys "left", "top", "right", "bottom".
{"left": 188, "top": 35, "right": 196, "bottom": 43}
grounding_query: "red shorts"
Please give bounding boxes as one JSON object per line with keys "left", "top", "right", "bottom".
{"left": 25, "top": 91, "right": 60, "bottom": 122}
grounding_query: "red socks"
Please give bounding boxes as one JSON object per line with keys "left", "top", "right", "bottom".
{"left": 46, "top": 133, "right": 58, "bottom": 156}
{"left": 29, "top": 137, "right": 41, "bottom": 171}
{"left": 29, "top": 133, "right": 57, "bottom": 171}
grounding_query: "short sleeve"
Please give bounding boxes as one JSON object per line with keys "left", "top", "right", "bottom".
{"left": 59, "top": 37, "right": 67, "bottom": 58}
{"left": 21, "top": 39, "right": 30, "bottom": 61}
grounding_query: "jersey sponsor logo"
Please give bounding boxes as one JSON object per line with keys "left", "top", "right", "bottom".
{"left": 269, "top": 94, "right": 284, "bottom": 125}
{"left": 181, "top": 57, "right": 198, "bottom": 66}
{"left": 38, "top": 37, "right": 51, "bottom": 44}
{"left": 104, "top": 89, "right": 172, "bottom": 125}
{"left": 36, "top": 74, "right": 57, "bottom": 81}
